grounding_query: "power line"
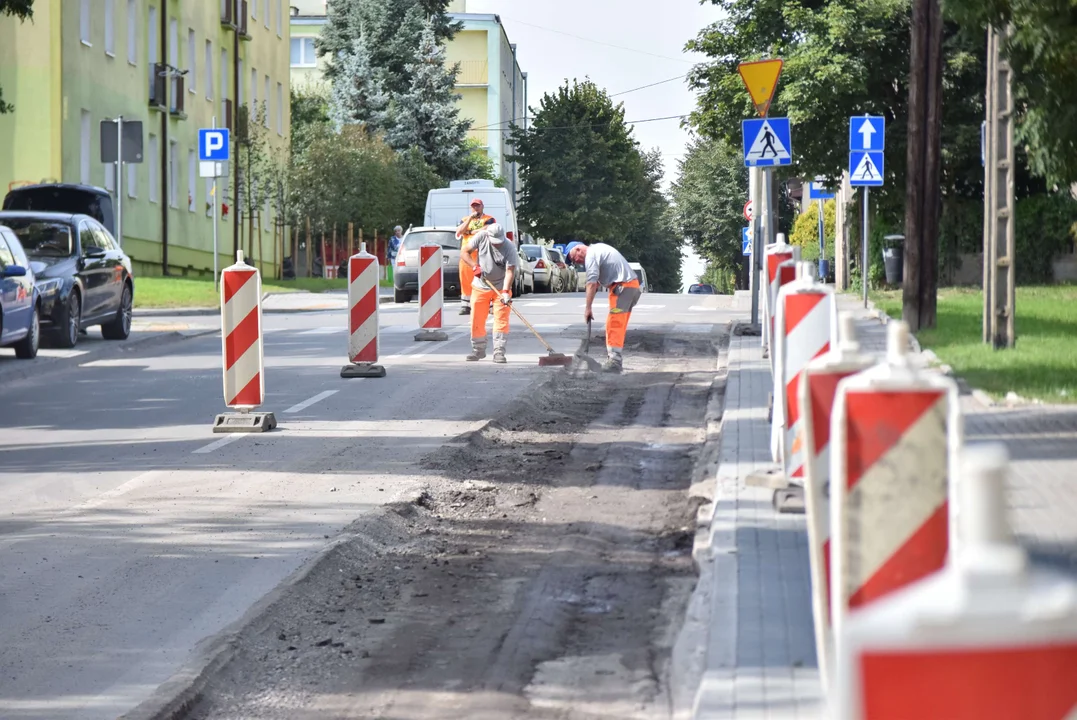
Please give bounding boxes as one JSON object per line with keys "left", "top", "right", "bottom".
{"left": 610, "top": 74, "right": 688, "bottom": 97}
{"left": 497, "top": 16, "right": 697, "bottom": 65}
{"left": 477, "top": 113, "right": 689, "bottom": 134}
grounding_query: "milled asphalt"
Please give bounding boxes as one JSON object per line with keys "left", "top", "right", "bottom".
{"left": 0, "top": 291, "right": 735, "bottom": 720}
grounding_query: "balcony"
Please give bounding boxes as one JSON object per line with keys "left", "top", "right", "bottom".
{"left": 170, "top": 76, "right": 186, "bottom": 118}
{"left": 223, "top": 98, "right": 234, "bottom": 132}
{"left": 148, "top": 62, "right": 167, "bottom": 110}
{"left": 455, "top": 60, "right": 489, "bottom": 86}
{"left": 220, "top": 0, "right": 235, "bottom": 28}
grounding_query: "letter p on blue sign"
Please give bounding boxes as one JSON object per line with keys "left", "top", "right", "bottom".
{"left": 199, "top": 128, "right": 230, "bottom": 162}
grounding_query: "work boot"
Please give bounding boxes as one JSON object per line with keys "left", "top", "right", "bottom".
{"left": 459, "top": 303, "right": 471, "bottom": 316}
{"left": 466, "top": 340, "right": 487, "bottom": 361}
{"left": 492, "top": 333, "right": 507, "bottom": 364}
{"left": 602, "top": 347, "right": 624, "bottom": 373}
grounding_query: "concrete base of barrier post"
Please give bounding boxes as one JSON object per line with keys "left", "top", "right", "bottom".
{"left": 414, "top": 329, "right": 449, "bottom": 342}
{"left": 341, "top": 362, "right": 387, "bottom": 379}
{"left": 212, "top": 411, "right": 278, "bottom": 433}
{"left": 773, "top": 485, "right": 806, "bottom": 514}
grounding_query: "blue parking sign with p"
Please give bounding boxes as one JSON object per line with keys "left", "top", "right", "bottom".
{"left": 199, "top": 129, "right": 230, "bottom": 161}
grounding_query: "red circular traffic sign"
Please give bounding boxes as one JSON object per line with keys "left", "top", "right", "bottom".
{"left": 744, "top": 200, "right": 754, "bottom": 221}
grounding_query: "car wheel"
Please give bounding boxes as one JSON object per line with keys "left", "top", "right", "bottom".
{"left": 102, "top": 283, "right": 133, "bottom": 340}
{"left": 53, "top": 291, "right": 81, "bottom": 349}
{"left": 13, "top": 307, "right": 39, "bottom": 359}
{"left": 394, "top": 288, "right": 409, "bottom": 304}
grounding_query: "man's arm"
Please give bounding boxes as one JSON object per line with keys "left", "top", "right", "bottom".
{"left": 584, "top": 282, "right": 600, "bottom": 320}
{"left": 455, "top": 216, "right": 472, "bottom": 239}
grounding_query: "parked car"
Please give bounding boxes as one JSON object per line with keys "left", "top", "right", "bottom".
{"left": 0, "top": 224, "right": 40, "bottom": 359}
{"left": 628, "top": 262, "right": 651, "bottom": 292}
{"left": 3, "top": 183, "right": 116, "bottom": 238}
{"left": 574, "top": 261, "right": 587, "bottom": 290}
{"left": 520, "top": 244, "right": 562, "bottom": 293}
{"left": 549, "top": 248, "right": 576, "bottom": 292}
{"left": 393, "top": 227, "right": 462, "bottom": 303}
{"left": 0, "top": 212, "right": 133, "bottom": 348}
{"left": 689, "top": 283, "right": 718, "bottom": 294}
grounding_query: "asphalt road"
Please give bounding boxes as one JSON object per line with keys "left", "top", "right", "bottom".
{"left": 0, "top": 291, "right": 737, "bottom": 720}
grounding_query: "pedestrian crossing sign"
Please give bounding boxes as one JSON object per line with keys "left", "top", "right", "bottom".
{"left": 849, "top": 151, "right": 884, "bottom": 186}
{"left": 742, "top": 118, "right": 792, "bottom": 167}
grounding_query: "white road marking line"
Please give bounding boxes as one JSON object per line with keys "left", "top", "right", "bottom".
{"left": 522, "top": 301, "right": 557, "bottom": 307}
{"left": 634, "top": 304, "right": 666, "bottom": 310}
{"left": 284, "top": 390, "right": 339, "bottom": 414}
{"left": 689, "top": 306, "right": 716, "bottom": 312}
{"left": 192, "top": 434, "right": 245, "bottom": 454}
{"left": 298, "top": 327, "right": 344, "bottom": 335}
{"left": 679, "top": 324, "right": 715, "bottom": 334}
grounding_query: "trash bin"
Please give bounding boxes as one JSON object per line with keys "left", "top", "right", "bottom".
{"left": 882, "top": 235, "right": 904, "bottom": 285}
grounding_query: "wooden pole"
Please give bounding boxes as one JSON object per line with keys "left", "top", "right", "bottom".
{"left": 348, "top": 222, "right": 354, "bottom": 259}
{"left": 320, "top": 231, "right": 326, "bottom": 279}
{"left": 305, "top": 216, "right": 312, "bottom": 278}
{"left": 332, "top": 225, "right": 338, "bottom": 279}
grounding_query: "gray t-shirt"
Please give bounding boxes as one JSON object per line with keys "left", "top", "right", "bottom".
{"left": 465, "top": 228, "right": 519, "bottom": 288}
{"left": 585, "top": 243, "right": 635, "bottom": 288}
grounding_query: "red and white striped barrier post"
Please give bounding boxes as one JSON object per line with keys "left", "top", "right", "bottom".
{"left": 830, "top": 320, "right": 961, "bottom": 650}
{"left": 213, "top": 250, "right": 276, "bottom": 433}
{"left": 837, "top": 444, "right": 1077, "bottom": 720}
{"left": 763, "top": 237, "right": 796, "bottom": 354}
{"left": 797, "top": 312, "right": 876, "bottom": 697}
{"left": 773, "top": 261, "right": 837, "bottom": 475}
{"left": 415, "top": 243, "right": 449, "bottom": 342}
{"left": 341, "top": 243, "right": 386, "bottom": 379}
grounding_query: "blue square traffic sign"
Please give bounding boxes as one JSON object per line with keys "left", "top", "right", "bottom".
{"left": 849, "top": 115, "right": 885, "bottom": 152}
{"left": 199, "top": 128, "right": 230, "bottom": 161}
{"left": 807, "top": 181, "right": 835, "bottom": 200}
{"left": 742, "top": 118, "right": 792, "bottom": 167}
{"left": 849, "top": 151, "right": 885, "bottom": 187}
{"left": 742, "top": 227, "right": 751, "bottom": 256}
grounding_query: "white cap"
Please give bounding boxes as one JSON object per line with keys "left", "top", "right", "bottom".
{"left": 838, "top": 312, "right": 860, "bottom": 352}
{"left": 887, "top": 320, "right": 911, "bottom": 365}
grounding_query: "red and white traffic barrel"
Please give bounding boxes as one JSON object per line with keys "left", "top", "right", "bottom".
{"left": 214, "top": 250, "right": 275, "bottom": 432}
{"left": 763, "top": 238, "right": 796, "bottom": 352}
{"left": 830, "top": 320, "right": 962, "bottom": 644}
{"left": 773, "top": 261, "right": 837, "bottom": 474}
{"left": 341, "top": 243, "right": 386, "bottom": 379}
{"left": 836, "top": 444, "right": 1077, "bottom": 720}
{"left": 415, "top": 243, "right": 448, "bottom": 342}
{"left": 796, "top": 312, "right": 876, "bottom": 697}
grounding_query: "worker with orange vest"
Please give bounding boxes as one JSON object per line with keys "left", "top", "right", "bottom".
{"left": 455, "top": 198, "right": 495, "bottom": 315}
{"left": 567, "top": 241, "right": 641, "bottom": 373}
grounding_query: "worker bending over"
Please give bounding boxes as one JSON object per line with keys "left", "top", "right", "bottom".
{"left": 463, "top": 222, "right": 518, "bottom": 364}
{"left": 566, "top": 241, "right": 640, "bottom": 373}
{"left": 455, "top": 198, "right": 495, "bottom": 316}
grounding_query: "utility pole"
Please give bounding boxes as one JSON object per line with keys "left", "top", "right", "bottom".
{"left": 749, "top": 166, "right": 762, "bottom": 324}
{"left": 983, "top": 26, "right": 1016, "bottom": 348}
{"left": 903, "top": 0, "right": 943, "bottom": 331}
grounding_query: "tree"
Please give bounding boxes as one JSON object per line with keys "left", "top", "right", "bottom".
{"left": 320, "top": 0, "right": 460, "bottom": 96}
{"left": 329, "top": 34, "right": 388, "bottom": 131}
{"left": 509, "top": 80, "right": 647, "bottom": 243}
{"left": 233, "top": 104, "right": 274, "bottom": 261}
{"left": 291, "top": 85, "right": 331, "bottom": 156}
{"left": 625, "top": 150, "right": 682, "bottom": 293}
{"left": 789, "top": 199, "right": 836, "bottom": 262}
{"left": 0, "top": 0, "right": 34, "bottom": 114}
{"left": 383, "top": 20, "right": 471, "bottom": 180}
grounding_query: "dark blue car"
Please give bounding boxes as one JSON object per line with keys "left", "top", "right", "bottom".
{"left": 0, "top": 223, "right": 39, "bottom": 359}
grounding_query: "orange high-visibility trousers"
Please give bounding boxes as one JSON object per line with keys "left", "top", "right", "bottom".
{"left": 459, "top": 250, "right": 478, "bottom": 304}
{"left": 471, "top": 284, "right": 511, "bottom": 339}
{"left": 606, "top": 278, "right": 641, "bottom": 349}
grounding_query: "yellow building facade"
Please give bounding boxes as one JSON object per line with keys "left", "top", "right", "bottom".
{"left": 0, "top": 0, "right": 291, "bottom": 277}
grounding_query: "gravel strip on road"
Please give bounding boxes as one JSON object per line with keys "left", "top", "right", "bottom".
{"left": 155, "top": 327, "right": 725, "bottom": 720}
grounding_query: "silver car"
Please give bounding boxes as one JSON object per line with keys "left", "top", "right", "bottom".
{"left": 393, "top": 227, "right": 462, "bottom": 303}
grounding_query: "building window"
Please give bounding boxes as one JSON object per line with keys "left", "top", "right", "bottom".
{"left": 105, "top": 0, "right": 115, "bottom": 55}
{"left": 80, "top": 0, "right": 91, "bottom": 45}
{"left": 127, "top": 163, "right": 137, "bottom": 199}
{"left": 148, "top": 134, "right": 159, "bottom": 203}
{"left": 221, "top": 48, "right": 229, "bottom": 122}
{"left": 277, "top": 0, "right": 282, "bottom": 36}
{"left": 264, "top": 75, "right": 270, "bottom": 127}
{"left": 238, "top": 59, "right": 245, "bottom": 105}
{"left": 147, "top": 5, "right": 157, "bottom": 97}
{"left": 187, "top": 29, "right": 196, "bottom": 92}
{"left": 169, "top": 19, "right": 179, "bottom": 109}
{"left": 251, "top": 0, "right": 256, "bottom": 20}
{"left": 276, "top": 82, "right": 283, "bottom": 135}
{"left": 290, "top": 37, "right": 316, "bottom": 67}
{"left": 205, "top": 40, "right": 214, "bottom": 101}
{"left": 188, "top": 150, "right": 196, "bottom": 212}
{"left": 250, "top": 67, "right": 257, "bottom": 115}
{"left": 80, "top": 110, "right": 91, "bottom": 184}
{"left": 106, "top": 162, "right": 116, "bottom": 193}
{"left": 127, "top": 0, "right": 137, "bottom": 64}
{"left": 264, "top": 0, "right": 269, "bottom": 28}
{"left": 169, "top": 140, "right": 178, "bottom": 208}
{"left": 205, "top": 176, "right": 213, "bottom": 217}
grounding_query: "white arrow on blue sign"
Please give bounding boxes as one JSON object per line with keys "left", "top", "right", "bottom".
{"left": 742, "top": 227, "right": 752, "bottom": 256}
{"left": 849, "top": 115, "right": 885, "bottom": 152}
{"left": 199, "top": 128, "right": 230, "bottom": 162}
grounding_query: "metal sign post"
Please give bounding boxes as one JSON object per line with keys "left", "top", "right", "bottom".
{"left": 862, "top": 188, "right": 870, "bottom": 307}
{"left": 115, "top": 116, "right": 123, "bottom": 246}
{"left": 199, "top": 124, "right": 231, "bottom": 289}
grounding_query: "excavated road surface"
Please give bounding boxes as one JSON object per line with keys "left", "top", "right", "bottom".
{"left": 178, "top": 327, "right": 724, "bottom": 720}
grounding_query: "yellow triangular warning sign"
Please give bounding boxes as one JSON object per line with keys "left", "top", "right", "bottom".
{"left": 738, "top": 59, "right": 784, "bottom": 117}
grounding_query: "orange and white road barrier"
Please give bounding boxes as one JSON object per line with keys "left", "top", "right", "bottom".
{"left": 415, "top": 243, "right": 449, "bottom": 342}
{"left": 773, "top": 262, "right": 837, "bottom": 473}
{"left": 341, "top": 243, "right": 386, "bottom": 379}
{"left": 213, "top": 250, "right": 276, "bottom": 433}
{"left": 763, "top": 237, "right": 796, "bottom": 354}
{"left": 830, "top": 320, "right": 961, "bottom": 645}
{"left": 797, "top": 312, "right": 876, "bottom": 698}
{"left": 837, "top": 443, "right": 1077, "bottom": 720}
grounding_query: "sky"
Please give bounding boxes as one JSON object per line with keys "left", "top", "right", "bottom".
{"left": 459, "top": 0, "right": 725, "bottom": 289}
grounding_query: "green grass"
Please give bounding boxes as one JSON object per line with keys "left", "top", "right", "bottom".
{"left": 870, "top": 286, "right": 1077, "bottom": 403}
{"left": 134, "top": 276, "right": 392, "bottom": 309}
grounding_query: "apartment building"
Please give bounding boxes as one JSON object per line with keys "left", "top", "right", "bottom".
{"left": 288, "top": 0, "right": 527, "bottom": 192}
{"left": 0, "top": 0, "right": 291, "bottom": 277}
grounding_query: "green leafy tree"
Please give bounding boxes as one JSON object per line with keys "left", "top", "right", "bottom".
{"left": 509, "top": 80, "right": 647, "bottom": 243}
{"left": 789, "top": 199, "right": 836, "bottom": 262}
{"left": 0, "top": 0, "right": 34, "bottom": 113}
{"left": 626, "top": 150, "right": 682, "bottom": 293}
{"left": 290, "top": 86, "right": 331, "bottom": 156}
{"left": 393, "top": 146, "right": 442, "bottom": 227}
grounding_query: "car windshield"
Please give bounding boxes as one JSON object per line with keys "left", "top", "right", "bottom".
{"left": 633, "top": 269, "right": 643, "bottom": 283}
{"left": 2, "top": 219, "right": 73, "bottom": 257}
{"left": 403, "top": 231, "right": 460, "bottom": 251}
{"left": 521, "top": 245, "right": 542, "bottom": 262}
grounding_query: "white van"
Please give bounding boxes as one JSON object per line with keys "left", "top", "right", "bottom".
{"left": 424, "top": 179, "right": 527, "bottom": 296}
{"left": 628, "top": 262, "right": 650, "bottom": 293}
